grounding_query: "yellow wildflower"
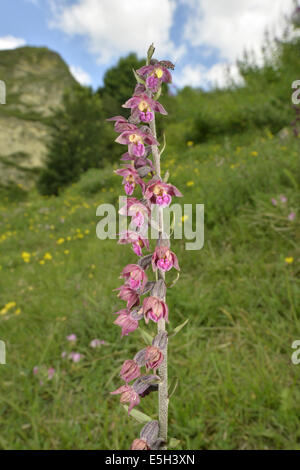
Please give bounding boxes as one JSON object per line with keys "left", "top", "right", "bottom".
{"left": 251, "top": 151, "right": 258, "bottom": 157}
{"left": 5, "top": 301, "right": 16, "bottom": 310}
{"left": 186, "top": 181, "right": 194, "bottom": 187}
{"left": 285, "top": 257, "right": 294, "bottom": 264}
{"left": 56, "top": 238, "right": 65, "bottom": 245}
{"left": 14, "top": 308, "right": 21, "bottom": 315}
{"left": 64, "top": 250, "right": 70, "bottom": 255}
{"left": 187, "top": 141, "right": 194, "bottom": 147}
{"left": 21, "top": 252, "right": 31, "bottom": 262}
{"left": 44, "top": 252, "right": 52, "bottom": 261}
{"left": 39, "top": 260, "right": 45, "bottom": 265}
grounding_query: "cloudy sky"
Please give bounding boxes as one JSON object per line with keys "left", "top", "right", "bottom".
{"left": 0, "top": 0, "right": 296, "bottom": 89}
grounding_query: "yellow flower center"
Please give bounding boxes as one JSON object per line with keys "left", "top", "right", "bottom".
{"left": 138, "top": 100, "right": 151, "bottom": 113}
{"left": 129, "top": 133, "right": 142, "bottom": 144}
{"left": 125, "top": 175, "right": 135, "bottom": 183}
{"left": 155, "top": 68, "right": 163, "bottom": 79}
{"left": 153, "top": 184, "right": 164, "bottom": 196}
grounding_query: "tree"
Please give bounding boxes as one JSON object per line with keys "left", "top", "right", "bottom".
{"left": 98, "top": 53, "right": 145, "bottom": 116}
{"left": 37, "top": 84, "right": 115, "bottom": 195}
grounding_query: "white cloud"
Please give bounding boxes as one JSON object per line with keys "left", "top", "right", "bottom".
{"left": 174, "top": 0, "right": 296, "bottom": 88}
{"left": 69, "top": 65, "right": 92, "bottom": 85}
{"left": 174, "top": 62, "right": 244, "bottom": 89}
{"left": 0, "top": 36, "right": 26, "bottom": 50}
{"left": 182, "top": 0, "right": 295, "bottom": 62}
{"left": 49, "top": 0, "right": 184, "bottom": 64}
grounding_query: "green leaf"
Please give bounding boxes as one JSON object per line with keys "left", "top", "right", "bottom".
{"left": 283, "top": 168, "right": 298, "bottom": 189}
{"left": 169, "top": 438, "right": 180, "bottom": 449}
{"left": 166, "top": 272, "right": 180, "bottom": 288}
{"left": 170, "top": 318, "right": 189, "bottom": 337}
{"left": 122, "top": 405, "right": 152, "bottom": 424}
{"left": 139, "top": 328, "right": 154, "bottom": 345}
{"left": 153, "top": 86, "right": 162, "bottom": 101}
{"left": 160, "top": 132, "right": 167, "bottom": 156}
{"left": 132, "top": 68, "right": 145, "bottom": 85}
{"left": 168, "top": 376, "right": 179, "bottom": 399}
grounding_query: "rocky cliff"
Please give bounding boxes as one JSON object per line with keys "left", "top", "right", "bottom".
{"left": 0, "top": 46, "right": 76, "bottom": 187}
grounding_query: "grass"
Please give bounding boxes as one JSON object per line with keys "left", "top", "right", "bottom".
{"left": 0, "top": 128, "right": 299, "bottom": 450}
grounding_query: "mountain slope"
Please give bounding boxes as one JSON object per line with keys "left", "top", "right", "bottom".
{"left": 0, "top": 46, "right": 76, "bottom": 186}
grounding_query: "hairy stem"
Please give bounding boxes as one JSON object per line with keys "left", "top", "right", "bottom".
{"left": 149, "top": 117, "right": 168, "bottom": 449}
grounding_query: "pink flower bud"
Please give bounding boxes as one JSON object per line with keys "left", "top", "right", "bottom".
{"left": 121, "top": 264, "right": 148, "bottom": 291}
{"left": 113, "top": 309, "right": 139, "bottom": 337}
{"left": 131, "top": 438, "right": 149, "bottom": 450}
{"left": 120, "top": 359, "right": 141, "bottom": 383}
{"left": 115, "top": 285, "right": 140, "bottom": 309}
{"left": 145, "top": 346, "right": 164, "bottom": 371}
{"left": 142, "top": 296, "right": 169, "bottom": 323}
{"left": 111, "top": 384, "right": 140, "bottom": 414}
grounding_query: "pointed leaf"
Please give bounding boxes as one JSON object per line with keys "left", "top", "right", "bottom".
{"left": 166, "top": 272, "right": 180, "bottom": 288}
{"left": 122, "top": 405, "right": 152, "bottom": 424}
{"left": 132, "top": 68, "right": 146, "bottom": 85}
{"left": 168, "top": 376, "right": 179, "bottom": 399}
{"left": 139, "top": 327, "right": 154, "bottom": 345}
{"left": 170, "top": 318, "right": 189, "bottom": 337}
{"left": 169, "top": 438, "right": 180, "bottom": 449}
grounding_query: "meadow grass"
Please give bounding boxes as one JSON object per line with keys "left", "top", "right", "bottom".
{"left": 0, "top": 129, "right": 299, "bottom": 449}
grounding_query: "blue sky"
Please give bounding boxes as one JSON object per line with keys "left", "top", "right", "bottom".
{"left": 0, "top": 0, "right": 296, "bottom": 90}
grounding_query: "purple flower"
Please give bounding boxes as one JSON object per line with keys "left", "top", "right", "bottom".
{"left": 152, "top": 246, "right": 180, "bottom": 272}
{"left": 145, "top": 346, "right": 163, "bottom": 372}
{"left": 134, "top": 346, "right": 164, "bottom": 372}
{"left": 120, "top": 359, "right": 141, "bottom": 383}
{"left": 90, "top": 339, "right": 101, "bottom": 348}
{"left": 288, "top": 212, "right": 296, "bottom": 221}
{"left": 106, "top": 115, "right": 137, "bottom": 133}
{"left": 115, "top": 166, "right": 145, "bottom": 195}
{"left": 48, "top": 367, "right": 55, "bottom": 380}
{"left": 33, "top": 366, "right": 39, "bottom": 375}
{"left": 131, "top": 420, "right": 162, "bottom": 450}
{"left": 118, "top": 231, "right": 149, "bottom": 257}
{"left": 280, "top": 195, "right": 287, "bottom": 203}
{"left": 142, "top": 296, "right": 169, "bottom": 324}
{"left": 66, "top": 334, "right": 77, "bottom": 343}
{"left": 110, "top": 384, "right": 140, "bottom": 415}
{"left": 271, "top": 198, "right": 277, "bottom": 206}
{"left": 122, "top": 93, "right": 167, "bottom": 123}
{"left": 119, "top": 198, "right": 150, "bottom": 229}
{"left": 113, "top": 309, "right": 140, "bottom": 337}
{"left": 68, "top": 352, "right": 83, "bottom": 363}
{"left": 144, "top": 179, "right": 182, "bottom": 207}
{"left": 121, "top": 264, "right": 148, "bottom": 290}
{"left": 115, "top": 129, "right": 159, "bottom": 158}
{"left": 115, "top": 285, "right": 140, "bottom": 309}
{"left": 137, "top": 63, "right": 172, "bottom": 85}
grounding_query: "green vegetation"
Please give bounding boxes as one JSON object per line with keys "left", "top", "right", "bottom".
{"left": 37, "top": 86, "right": 116, "bottom": 196}
{"left": 0, "top": 28, "right": 299, "bottom": 450}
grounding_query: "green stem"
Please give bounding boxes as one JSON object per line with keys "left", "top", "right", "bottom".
{"left": 149, "top": 117, "right": 168, "bottom": 449}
